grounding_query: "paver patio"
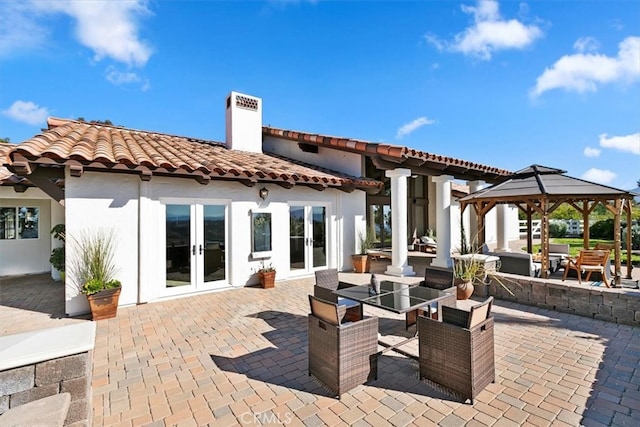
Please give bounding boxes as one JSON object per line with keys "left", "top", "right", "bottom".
{"left": 2, "top": 272, "right": 639, "bottom": 426}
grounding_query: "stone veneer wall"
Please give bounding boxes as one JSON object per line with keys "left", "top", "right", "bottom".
{"left": 0, "top": 351, "right": 92, "bottom": 427}
{"left": 482, "top": 274, "right": 640, "bottom": 326}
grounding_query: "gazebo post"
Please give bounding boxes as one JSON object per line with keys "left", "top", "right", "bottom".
{"left": 526, "top": 205, "right": 533, "bottom": 254}
{"left": 613, "top": 199, "right": 622, "bottom": 286}
{"left": 541, "top": 199, "right": 550, "bottom": 279}
{"left": 626, "top": 198, "right": 632, "bottom": 279}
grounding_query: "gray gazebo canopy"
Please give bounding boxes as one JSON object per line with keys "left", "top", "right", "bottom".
{"left": 459, "top": 165, "right": 634, "bottom": 283}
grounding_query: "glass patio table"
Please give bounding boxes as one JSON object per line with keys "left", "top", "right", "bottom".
{"left": 336, "top": 281, "right": 452, "bottom": 313}
{"left": 336, "top": 281, "right": 456, "bottom": 329}
{"left": 335, "top": 281, "right": 456, "bottom": 360}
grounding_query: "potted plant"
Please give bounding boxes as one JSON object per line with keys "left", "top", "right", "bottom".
{"left": 70, "top": 229, "right": 122, "bottom": 320}
{"left": 257, "top": 261, "right": 276, "bottom": 289}
{"left": 453, "top": 255, "right": 486, "bottom": 300}
{"left": 49, "top": 224, "right": 66, "bottom": 282}
{"left": 352, "top": 230, "right": 374, "bottom": 273}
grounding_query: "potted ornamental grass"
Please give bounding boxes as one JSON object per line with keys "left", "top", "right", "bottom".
{"left": 352, "top": 230, "right": 374, "bottom": 273}
{"left": 70, "top": 229, "right": 122, "bottom": 320}
{"left": 453, "top": 255, "right": 486, "bottom": 300}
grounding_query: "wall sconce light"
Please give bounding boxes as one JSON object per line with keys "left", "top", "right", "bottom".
{"left": 259, "top": 187, "right": 269, "bottom": 201}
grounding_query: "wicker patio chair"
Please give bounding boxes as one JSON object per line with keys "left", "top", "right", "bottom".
{"left": 405, "top": 266, "right": 457, "bottom": 329}
{"left": 307, "top": 295, "right": 378, "bottom": 397}
{"left": 418, "top": 296, "right": 495, "bottom": 404}
{"left": 314, "top": 269, "right": 362, "bottom": 322}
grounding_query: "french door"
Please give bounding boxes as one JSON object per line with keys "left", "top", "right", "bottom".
{"left": 165, "top": 203, "right": 227, "bottom": 294}
{"left": 289, "top": 205, "right": 328, "bottom": 275}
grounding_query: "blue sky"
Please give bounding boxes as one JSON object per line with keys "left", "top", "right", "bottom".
{"left": 1, "top": 0, "right": 638, "bottom": 190}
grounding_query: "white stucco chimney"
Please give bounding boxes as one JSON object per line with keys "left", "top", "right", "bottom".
{"left": 225, "top": 91, "right": 263, "bottom": 153}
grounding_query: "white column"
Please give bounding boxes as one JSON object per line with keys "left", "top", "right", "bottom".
{"left": 384, "top": 168, "right": 415, "bottom": 277}
{"left": 431, "top": 175, "right": 454, "bottom": 268}
{"left": 467, "top": 180, "right": 485, "bottom": 243}
{"left": 497, "top": 204, "right": 510, "bottom": 252}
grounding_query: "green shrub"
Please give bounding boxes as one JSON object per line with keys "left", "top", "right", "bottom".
{"left": 622, "top": 222, "right": 640, "bottom": 250}
{"left": 549, "top": 222, "right": 567, "bottom": 238}
{"left": 590, "top": 219, "right": 614, "bottom": 239}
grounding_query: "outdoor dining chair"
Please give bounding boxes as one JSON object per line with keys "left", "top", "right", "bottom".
{"left": 562, "top": 249, "right": 611, "bottom": 287}
{"left": 406, "top": 266, "right": 457, "bottom": 329}
{"left": 307, "top": 295, "right": 378, "bottom": 397}
{"left": 314, "top": 269, "right": 362, "bottom": 322}
{"left": 418, "top": 296, "right": 495, "bottom": 404}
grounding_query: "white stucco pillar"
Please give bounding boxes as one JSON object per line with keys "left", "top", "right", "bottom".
{"left": 384, "top": 168, "right": 415, "bottom": 277}
{"left": 431, "top": 175, "right": 454, "bottom": 268}
{"left": 467, "top": 180, "right": 485, "bottom": 243}
{"left": 497, "top": 203, "right": 510, "bottom": 252}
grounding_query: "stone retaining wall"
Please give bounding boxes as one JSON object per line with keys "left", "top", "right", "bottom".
{"left": 482, "top": 274, "right": 640, "bottom": 326}
{"left": 0, "top": 323, "right": 95, "bottom": 427}
{"left": 0, "top": 351, "right": 92, "bottom": 427}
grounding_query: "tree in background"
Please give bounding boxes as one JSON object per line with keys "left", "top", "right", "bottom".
{"left": 0, "top": 137, "right": 9, "bottom": 143}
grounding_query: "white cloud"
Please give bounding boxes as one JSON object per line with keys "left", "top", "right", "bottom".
{"left": 106, "top": 67, "right": 141, "bottom": 85}
{"left": 34, "top": 0, "right": 153, "bottom": 67}
{"left": 396, "top": 117, "right": 435, "bottom": 139}
{"left": 2, "top": 1, "right": 152, "bottom": 68}
{"left": 426, "top": 0, "right": 543, "bottom": 60}
{"left": 531, "top": 36, "right": 640, "bottom": 97}
{"left": 573, "top": 37, "right": 599, "bottom": 53}
{"left": 583, "top": 147, "right": 601, "bottom": 157}
{"left": 2, "top": 101, "right": 49, "bottom": 126}
{"left": 582, "top": 168, "right": 616, "bottom": 184}
{"left": 599, "top": 132, "right": 640, "bottom": 155}
{"left": 106, "top": 67, "right": 150, "bottom": 91}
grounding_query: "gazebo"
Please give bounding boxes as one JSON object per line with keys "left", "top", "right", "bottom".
{"left": 458, "top": 165, "right": 635, "bottom": 284}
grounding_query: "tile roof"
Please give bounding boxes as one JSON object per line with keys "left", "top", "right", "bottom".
{"left": 0, "top": 143, "right": 29, "bottom": 186}
{"left": 5, "top": 118, "right": 383, "bottom": 193}
{"left": 262, "top": 126, "right": 513, "bottom": 182}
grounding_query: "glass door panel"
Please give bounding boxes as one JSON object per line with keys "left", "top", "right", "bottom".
{"left": 202, "top": 205, "right": 226, "bottom": 283}
{"left": 370, "top": 204, "right": 392, "bottom": 249}
{"left": 166, "top": 204, "right": 193, "bottom": 288}
{"left": 312, "top": 206, "right": 327, "bottom": 268}
{"left": 289, "top": 205, "right": 328, "bottom": 274}
{"left": 289, "top": 206, "right": 305, "bottom": 271}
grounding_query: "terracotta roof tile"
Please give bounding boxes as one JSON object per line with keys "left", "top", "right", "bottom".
{"left": 263, "top": 126, "right": 512, "bottom": 181}
{"left": 0, "top": 144, "right": 14, "bottom": 182}
{"left": 7, "top": 118, "right": 382, "bottom": 193}
{"left": 1, "top": 143, "right": 31, "bottom": 186}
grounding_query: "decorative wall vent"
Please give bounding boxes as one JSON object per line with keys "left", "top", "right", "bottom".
{"left": 298, "top": 143, "right": 319, "bottom": 153}
{"left": 236, "top": 95, "right": 259, "bottom": 111}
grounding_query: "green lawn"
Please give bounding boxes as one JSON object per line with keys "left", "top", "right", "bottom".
{"left": 530, "top": 238, "right": 640, "bottom": 264}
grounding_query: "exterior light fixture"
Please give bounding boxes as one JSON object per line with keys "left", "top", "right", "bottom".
{"left": 259, "top": 187, "right": 269, "bottom": 201}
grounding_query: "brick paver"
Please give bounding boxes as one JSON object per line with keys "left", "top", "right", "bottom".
{"left": 2, "top": 271, "right": 639, "bottom": 426}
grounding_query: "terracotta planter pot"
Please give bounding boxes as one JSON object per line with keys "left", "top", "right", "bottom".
{"left": 455, "top": 279, "right": 474, "bottom": 300}
{"left": 259, "top": 271, "right": 276, "bottom": 289}
{"left": 87, "top": 287, "right": 121, "bottom": 320}
{"left": 352, "top": 254, "right": 370, "bottom": 273}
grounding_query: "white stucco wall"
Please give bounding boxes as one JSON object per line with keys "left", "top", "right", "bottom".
{"left": 64, "top": 171, "right": 140, "bottom": 316}
{"left": 263, "top": 136, "right": 363, "bottom": 178}
{"left": 63, "top": 170, "right": 365, "bottom": 315}
{"left": 0, "top": 188, "right": 53, "bottom": 276}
